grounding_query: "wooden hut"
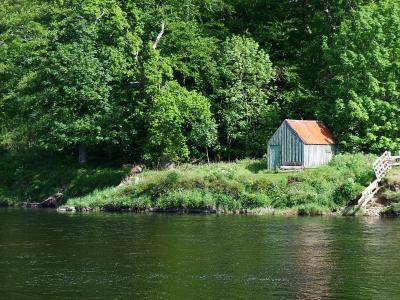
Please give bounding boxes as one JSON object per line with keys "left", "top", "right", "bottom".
{"left": 267, "top": 119, "right": 336, "bottom": 169}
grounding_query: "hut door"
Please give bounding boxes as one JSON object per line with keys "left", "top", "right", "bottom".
{"left": 269, "top": 145, "right": 281, "bottom": 168}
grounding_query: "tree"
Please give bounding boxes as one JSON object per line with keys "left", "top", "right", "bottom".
{"left": 23, "top": 42, "right": 112, "bottom": 163}
{"left": 0, "top": 0, "right": 56, "bottom": 149}
{"left": 58, "top": 0, "right": 144, "bottom": 160}
{"left": 3, "top": 0, "right": 391, "bottom": 164}
{"left": 217, "top": 35, "right": 277, "bottom": 159}
{"left": 156, "top": 21, "right": 219, "bottom": 94}
{"left": 146, "top": 81, "right": 215, "bottom": 164}
{"left": 321, "top": 0, "right": 400, "bottom": 152}
{"left": 189, "top": 120, "right": 218, "bottom": 164}
{"left": 1, "top": 0, "right": 145, "bottom": 160}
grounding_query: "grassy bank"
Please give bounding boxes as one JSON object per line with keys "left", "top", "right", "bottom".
{"left": 62, "top": 154, "right": 375, "bottom": 215}
{"left": 0, "top": 149, "right": 128, "bottom": 206}
{"left": 380, "top": 167, "right": 400, "bottom": 216}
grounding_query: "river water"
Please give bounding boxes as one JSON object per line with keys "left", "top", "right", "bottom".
{"left": 1, "top": 209, "right": 400, "bottom": 299}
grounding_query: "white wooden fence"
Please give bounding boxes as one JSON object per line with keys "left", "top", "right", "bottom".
{"left": 357, "top": 151, "right": 395, "bottom": 206}
{"left": 373, "top": 151, "right": 392, "bottom": 180}
{"left": 357, "top": 179, "right": 380, "bottom": 207}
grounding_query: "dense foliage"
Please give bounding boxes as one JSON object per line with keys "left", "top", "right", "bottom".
{"left": 321, "top": 1, "right": 400, "bottom": 152}
{"left": 1, "top": 0, "right": 400, "bottom": 164}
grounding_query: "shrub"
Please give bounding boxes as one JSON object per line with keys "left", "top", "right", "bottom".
{"left": 286, "top": 182, "right": 319, "bottom": 207}
{"left": 0, "top": 196, "right": 14, "bottom": 207}
{"left": 333, "top": 178, "right": 363, "bottom": 206}
{"left": 297, "top": 203, "right": 328, "bottom": 216}
{"left": 266, "top": 182, "right": 288, "bottom": 208}
{"left": 382, "top": 190, "right": 400, "bottom": 203}
{"left": 214, "top": 193, "right": 241, "bottom": 210}
{"left": 249, "top": 177, "right": 274, "bottom": 192}
{"left": 329, "top": 153, "right": 375, "bottom": 185}
{"left": 239, "top": 192, "right": 271, "bottom": 209}
{"left": 381, "top": 203, "right": 400, "bottom": 216}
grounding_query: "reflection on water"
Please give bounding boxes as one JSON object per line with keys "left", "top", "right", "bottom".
{"left": 291, "top": 223, "right": 333, "bottom": 299}
{"left": 0, "top": 209, "right": 400, "bottom": 299}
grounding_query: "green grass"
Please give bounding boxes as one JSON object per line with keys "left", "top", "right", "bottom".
{"left": 0, "top": 149, "right": 128, "bottom": 205}
{"left": 380, "top": 167, "right": 400, "bottom": 216}
{"left": 62, "top": 153, "right": 375, "bottom": 214}
{"left": 0, "top": 149, "right": 376, "bottom": 214}
{"left": 381, "top": 167, "right": 400, "bottom": 198}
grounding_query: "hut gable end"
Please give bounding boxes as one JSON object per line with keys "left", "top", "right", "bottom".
{"left": 267, "top": 121, "right": 303, "bottom": 169}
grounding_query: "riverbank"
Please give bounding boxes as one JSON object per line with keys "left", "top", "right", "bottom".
{"left": 6, "top": 150, "right": 397, "bottom": 216}
{"left": 0, "top": 150, "right": 128, "bottom": 206}
{"left": 379, "top": 167, "right": 400, "bottom": 216}
{"left": 60, "top": 154, "right": 375, "bottom": 215}
{"left": 337, "top": 166, "right": 400, "bottom": 217}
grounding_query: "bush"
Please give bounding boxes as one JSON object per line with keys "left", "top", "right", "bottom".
{"left": 0, "top": 196, "right": 14, "bottom": 207}
{"left": 382, "top": 190, "right": 400, "bottom": 203}
{"left": 286, "top": 182, "right": 319, "bottom": 207}
{"left": 214, "top": 193, "right": 241, "bottom": 210}
{"left": 329, "top": 153, "right": 375, "bottom": 185}
{"left": 297, "top": 203, "right": 328, "bottom": 216}
{"left": 333, "top": 178, "right": 363, "bottom": 206}
{"left": 381, "top": 202, "right": 400, "bottom": 216}
{"left": 239, "top": 192, "right": 271, "bottom": 209}
{"left": 266, "top": 182, "right": 288, "bottom": 208}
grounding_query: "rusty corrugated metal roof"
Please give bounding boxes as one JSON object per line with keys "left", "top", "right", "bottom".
{"left": 286, "top": 119, "right": 336, "bottom": 145}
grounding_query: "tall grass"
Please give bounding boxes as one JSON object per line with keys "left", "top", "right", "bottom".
{"left": 62, "top": 153, "right": 375, "bottom": 214}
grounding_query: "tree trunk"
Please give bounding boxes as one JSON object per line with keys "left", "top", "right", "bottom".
{"left": 78, "top": 143, "right": 87, "bottom": 164}
{"left": 205, "top": 146, "right": 210, "bottom": 165}
{"left": 227, "top": 136, "right": 231, "bottom": 162}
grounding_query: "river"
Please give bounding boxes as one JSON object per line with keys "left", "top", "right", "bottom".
{"left": 0, "top": 209, "right": 400, "bottom": 299}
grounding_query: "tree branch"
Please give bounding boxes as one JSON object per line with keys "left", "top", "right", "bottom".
{"left": 152, "top": 22, "right": 165, "bottom": 50}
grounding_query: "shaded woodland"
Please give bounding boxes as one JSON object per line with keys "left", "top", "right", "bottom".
{"left": 1, "top": 0, "right": 400, "bottom": 165}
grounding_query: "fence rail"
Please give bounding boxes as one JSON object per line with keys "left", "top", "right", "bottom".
{"left": 373, "top": 151, "right": 392, "bottom": 180}
{"left": 357, "top": 151, "right": 395, "bottom": 207}
{"left": 357, "top": 179, "right": 380, "bottom": 206}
